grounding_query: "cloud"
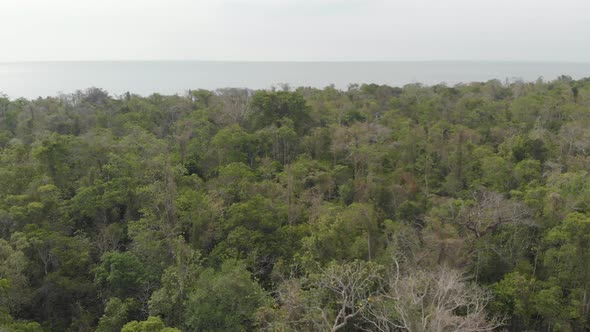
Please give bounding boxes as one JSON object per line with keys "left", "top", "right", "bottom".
{"left": 222, "top": 0, "right": 375, "bottom": 16}
{"left": 0, "top": 0, "right": 589, "bottom": 61}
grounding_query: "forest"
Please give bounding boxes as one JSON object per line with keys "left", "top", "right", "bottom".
{"left": 0, "top": 77, "right": 589, "bottom": 332}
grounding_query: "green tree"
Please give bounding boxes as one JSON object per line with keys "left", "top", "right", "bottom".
{"left": 96, "top": 251, "right": 147, "bottom": 299}
{"left": 250, "top": 90, "right": 312, "bottom": 134}
{"left": 184, "top": 260, "right": 268, "bottom": 332}
{"left": 541, "top": 212, "right": 590, "bottom": 329}
{"left": 121, "top": 316, "right": 180, "bottom": 332}
{"left": 96, "top": 297, "right": 139, "bottom": 332}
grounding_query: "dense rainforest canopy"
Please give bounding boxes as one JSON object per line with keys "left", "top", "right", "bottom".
{"left": 1, "top": 77, "right": 590, "bottom": 331}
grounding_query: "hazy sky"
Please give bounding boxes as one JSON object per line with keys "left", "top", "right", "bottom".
{"left": 1, "top": 0, "right": 588, "bottom": 62}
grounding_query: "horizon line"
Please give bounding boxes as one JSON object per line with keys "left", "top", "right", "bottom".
{"left": 2, "top": 59, "right": 590, "bottom": 64}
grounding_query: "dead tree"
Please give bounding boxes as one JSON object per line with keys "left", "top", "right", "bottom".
{"left": 462, "top": 190, "right": 532, "bottom": 238}
{"left": 362, "top": 263, "right": 505, "bottom": 332}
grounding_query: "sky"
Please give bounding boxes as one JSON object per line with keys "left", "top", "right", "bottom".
{"left": 0, "top": 0, "right": 589, "bottom": 62}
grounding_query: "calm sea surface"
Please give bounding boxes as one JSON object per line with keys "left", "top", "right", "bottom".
{"left": 1, "top": 61, "right": 590, "bottom": 99}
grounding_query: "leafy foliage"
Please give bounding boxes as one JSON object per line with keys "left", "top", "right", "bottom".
{"left": 0, "top": 79, "right": 589, "bottom": 330}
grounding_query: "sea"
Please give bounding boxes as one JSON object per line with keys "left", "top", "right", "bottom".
{"left": 1, "top": 61, "right": 590, "bottom": 99}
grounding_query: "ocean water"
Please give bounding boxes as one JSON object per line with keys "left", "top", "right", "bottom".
{"left": 1, "top": 61, "right": 590, "bottom": 99}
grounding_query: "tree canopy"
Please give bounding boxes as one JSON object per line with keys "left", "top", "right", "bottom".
{"left": 1, "top": 78, "right": 590, "bottom": 331}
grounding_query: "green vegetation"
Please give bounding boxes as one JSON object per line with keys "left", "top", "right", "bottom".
{"left": 0, "top": 77, "right": 589, "bottom": 331}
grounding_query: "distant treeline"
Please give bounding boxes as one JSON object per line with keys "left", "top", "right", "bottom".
{"left": 1, "top": 77, "right": 590, "bottom": 331}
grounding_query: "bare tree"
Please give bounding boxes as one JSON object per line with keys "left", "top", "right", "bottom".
{"left": 362, "top": 263, "right": 504, "bottom": 332}
{"left": 265, "top": 259, "right": 502, "bottom": 332}
{"left": 211, "top": 88, "right": 252, "bottom": 126}
{"left": 317, "top": 261, "right": 382, "bottom": 331}
{"left": 265, "top": 261, "right": 381, "bottom": 332}
{"left": 560, "top": 121, "right": 590, "bottom": 156}
{"left": 461, "top": 190, "right": 532, "bottom": 238}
